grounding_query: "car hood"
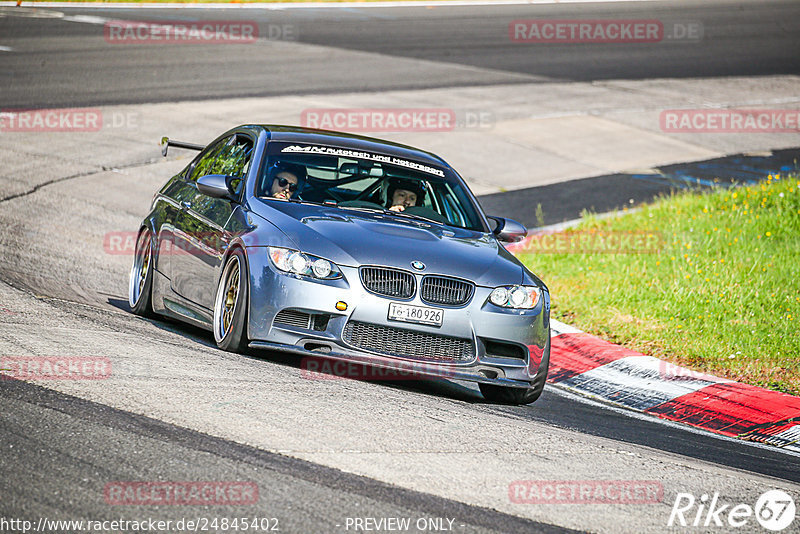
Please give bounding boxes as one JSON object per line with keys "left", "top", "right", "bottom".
{"left": 249, "top": 200, "right": 524, "bottom": 286}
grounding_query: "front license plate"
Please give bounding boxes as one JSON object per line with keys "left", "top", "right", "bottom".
{"left": 388, "top": 302, "right": 443, "bottom": 327}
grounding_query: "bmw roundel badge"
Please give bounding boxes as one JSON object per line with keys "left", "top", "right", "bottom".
{"left": 411, "top": 261, "right": 425, "bottom": 271}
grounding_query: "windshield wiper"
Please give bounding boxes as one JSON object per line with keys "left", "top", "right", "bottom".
{"left": 260, "top": 196, "right": 319, "bottom": 205}
{"left": 338, "top": 204, "right": 443, "bottom": 226}
{"left": 385, "top": 210, "right": 442, "bottom": 226}
{"left": 338, "top": 205, "right": 384, "bottom": 214}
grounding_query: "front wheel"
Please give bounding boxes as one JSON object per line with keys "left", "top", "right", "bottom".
{"left": 213, "top": 248, "right": 250, "bottom": 353}
{"left": 479, "top": 382, "right": 544, "bottom": 405}
{"left": 480, "top": 337, "right": 550, "bottom": 405}
{"left": 128, "top": 228, "right": 155, "bottom": 318}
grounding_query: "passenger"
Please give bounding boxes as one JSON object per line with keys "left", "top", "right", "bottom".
{"left": 387, "top": 179, "right": 425, "bottom": 212}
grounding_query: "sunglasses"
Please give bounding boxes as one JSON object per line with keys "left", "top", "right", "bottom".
{"left": 275, "top": 177, "right": 298, "bottom": 191}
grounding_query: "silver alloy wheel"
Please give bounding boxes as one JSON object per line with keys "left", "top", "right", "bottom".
{"left": 128, "top": 230, "right": 151, "bottom": 307}
{"left": 214, "top": 255, "right": 241, "bottom": 342}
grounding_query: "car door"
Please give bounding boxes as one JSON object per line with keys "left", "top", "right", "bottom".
{"left": 170, "top": 134, "right": 254, "bottom": 311}
{"left": 151, "top": 175, "right": 191, "bottom": 285}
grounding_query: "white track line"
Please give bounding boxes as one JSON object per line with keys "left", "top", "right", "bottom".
{"left": 0, "top": 45, "right": 12, "bottom": 52}
{"left": 63, "top": 14, "right": 109, "bottom": 24}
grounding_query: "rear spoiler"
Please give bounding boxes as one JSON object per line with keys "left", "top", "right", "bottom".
{"left": 161, "top": 136, "right": 204, "bottom": 157}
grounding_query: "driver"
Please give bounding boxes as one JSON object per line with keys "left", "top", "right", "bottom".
{"left": 268, "top": 163, "right": 305, "bottom": 200}
{"left": 387, "top": 179, "right": 425, "bottom": 212}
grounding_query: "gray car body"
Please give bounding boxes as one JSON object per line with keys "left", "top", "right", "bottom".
{"left": 140, "top": 125, "right": 550, "bottom": 389}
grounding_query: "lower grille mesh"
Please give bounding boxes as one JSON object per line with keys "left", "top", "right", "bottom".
{"left": 343, "top": 321, "right": 474, "bottom": 363}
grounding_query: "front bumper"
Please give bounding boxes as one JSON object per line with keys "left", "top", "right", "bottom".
{"left": 245, "top": 248, "right": 550, "bottom": 388}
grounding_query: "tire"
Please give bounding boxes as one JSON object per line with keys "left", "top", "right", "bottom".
{"left": 128, "top": 228, "right": 156, "bottom": 318}
{"left": 213, "top": 248, "right": 250, "bottom": 353}
{"left": 479, "top": 382, "right": 544, "bottom": 405}
{"left": 479, "top": 336, "right": 551, "bottom": 405}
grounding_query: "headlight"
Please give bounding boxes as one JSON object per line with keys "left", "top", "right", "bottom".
{"left": 288, "top": 251, "right": 308, "bottom": 274}
{"left": 268, "top": 247, "right": 342, "bottom": 280}
{"left": 312, "top": 258, "right": 332, "bottom": 278}
{"left": 489, "top": 285, "right": 540, "bottom": 309}
{"left": 489, "top": 287, "right": 509, "bottom": 307}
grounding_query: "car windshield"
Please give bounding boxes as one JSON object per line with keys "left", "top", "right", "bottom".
{"left": 256, "top": 142, "right": 487, "bottom": 231}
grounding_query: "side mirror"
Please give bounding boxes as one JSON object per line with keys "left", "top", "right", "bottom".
{"left": 197, "top": 174, "right": 235, "bottom": 200}
{"left": 488, "top": 216, "right": 527, "bottom": 243}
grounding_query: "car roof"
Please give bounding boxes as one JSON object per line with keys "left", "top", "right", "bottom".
{"left": 244, "top": 124, "right": 451, "bottom": 170}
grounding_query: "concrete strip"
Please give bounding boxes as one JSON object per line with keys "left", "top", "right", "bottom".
{"left": 494, "top": 114, "right": 719, "bottom": 173}
{"left": 2, "top": 76, "right": 798, "bottom": 198}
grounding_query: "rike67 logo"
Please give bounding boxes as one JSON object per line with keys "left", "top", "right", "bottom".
{"left": 669, "top": 490, "right": 796, "bottom": 531}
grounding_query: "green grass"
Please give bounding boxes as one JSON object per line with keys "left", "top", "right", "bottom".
{"left": 517, "top": 174, "right": 800, "bottom": 395}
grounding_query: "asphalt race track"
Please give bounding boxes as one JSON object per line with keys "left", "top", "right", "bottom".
{"left": 1, "top": 1, "right": 800, "bottom": 533}
{"left": 0, "top": 0, "right": 798, "bottom": 107}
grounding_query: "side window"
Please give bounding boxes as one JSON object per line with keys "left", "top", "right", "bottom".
{"left": 208, "top": 135, "right": 254, "bottom": 195}
{"left": 188, "top": 137, "right": 231, "bottom": 183}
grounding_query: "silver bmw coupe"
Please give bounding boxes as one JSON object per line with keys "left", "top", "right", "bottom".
{"left": 129, "top": 125, "right": 550, "bottom": 404}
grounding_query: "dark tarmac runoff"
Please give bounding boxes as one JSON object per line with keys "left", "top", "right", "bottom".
{"left": 479, "top": 148, "right": 800, "bottom": 228}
